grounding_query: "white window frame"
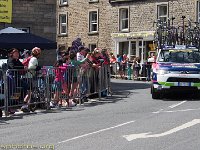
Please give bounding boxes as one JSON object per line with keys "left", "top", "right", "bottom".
{"left": 88, "top": 10, "right": 99, "bottom": 33}
{"left": 89, "top": 0, "right": 99, "bottom": 2}
{"left": 89, "top": 44, "right": 97, "bottom": 51}
{"left": 60, "top": 0, "right": 68, "bottom": 5}
{"left": 197, "top": 1, "right": 200, "bottom": 22}
{"left": 119, "top": 7, "right": 129, "bottom": 32}
{"left": 58, "top": 14, "right": 67, "bottom": 35}
{"left": 17, "top": 27, "right": 30, "bottom": 33}
{"left": 156, "top": 2, "right": 168, "bottom": 23}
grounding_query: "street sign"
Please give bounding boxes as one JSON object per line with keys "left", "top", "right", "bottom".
{"left": 0, "top": 0, "right": 12, "bottom": 23}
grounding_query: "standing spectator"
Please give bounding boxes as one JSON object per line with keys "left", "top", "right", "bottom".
{"left": 50, "top": 59, "right": 67, "bottom": 108}
{"left": 7, "top": 48, "right": 28, "bottom": 113}
{"left": 56, "top": 46, "right": 65, "bottom": 61}
{"left": 21, "top": 47, "right": 42, "bottom": 112}
{"left": 101, "top": 49, "right": 110, "bottom": 65}
{"left": 133, "top": 57, "right": 141, "bottom": 79}
{"left": 71, "top": 38, "right": 83, "bottom": 53}
{"left": 77, "top": 46, "right": 90, "bottom": 102}
{"left": 68, "top": 51, "right": 90, "bottom": 104}
{"left": 127, "top": 58, "right": 133, "bottom": 80}
{"left": 110, "top": 54, "right": 116, "bottom": 76}
{"left": 116, "top": 54, "right": 123, "bottom": 78}
{"left": 121, "top": 54, "right": 128, "bottom": 79}
{"left": 28, "top": 47, "right": 41, "bottom": 71}
{"left": 87, "top": 49, "right": 102, "bottom": 93}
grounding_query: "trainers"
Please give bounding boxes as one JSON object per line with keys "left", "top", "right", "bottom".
{"left": 50, "top": 101, "right": 57, "bottom": 108}
{"left": 21, "top": 105, "right": 30, "bottom": 113}
{"left": 67, "top": 100, "right": 77, "bottom": 107}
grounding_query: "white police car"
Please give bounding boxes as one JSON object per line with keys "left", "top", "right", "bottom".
{"left": 151, "top": 45, "right": 200, "bottom": 99}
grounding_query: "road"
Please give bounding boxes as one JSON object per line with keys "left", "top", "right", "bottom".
{"left": 0, "top": 79, "right": 200, "bottom": 150}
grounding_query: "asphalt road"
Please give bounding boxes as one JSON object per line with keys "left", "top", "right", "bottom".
{"left": 1, "top": 79, "right": 200, "bottom": 150}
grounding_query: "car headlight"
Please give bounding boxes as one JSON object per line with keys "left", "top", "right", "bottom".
{"left": 157, "top": 69, "right": 169, "bottom": 75}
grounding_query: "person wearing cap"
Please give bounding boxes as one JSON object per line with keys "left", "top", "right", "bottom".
{"left": 21, "top": 47, "right": 42, "bottom": 112}
{"left": 28, "top": 47, "right": 41, "bottom": 71}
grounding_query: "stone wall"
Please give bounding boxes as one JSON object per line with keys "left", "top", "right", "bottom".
{"left": 57, "top": 0, "right": 112, "bottom": 50}
{"left": 0, "top": 0, "right": 57, "bottom": 66}
{"left": 57, "top": 0, "right": 198, "bottom": 51}
{"left": 1, "top": 0, "right": 56, "bottom": 41}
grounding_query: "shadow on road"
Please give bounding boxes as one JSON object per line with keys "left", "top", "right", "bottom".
{"left": 161, "top": 92, "right": 200, "bottom": 101}
{"left": 0, "top": 115, "right": 23, "bottom": 123}
{"left": 110, "top": 80, "right": 151, "bottom": 91}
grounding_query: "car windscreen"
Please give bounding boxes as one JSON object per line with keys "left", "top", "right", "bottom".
{"left": 158, "top": 49, "right": 200, "bottom": 63}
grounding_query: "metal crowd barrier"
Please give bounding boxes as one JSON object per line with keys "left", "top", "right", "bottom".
{"left": 0, "top": 69, "right": 5, "bottom": 116}
{"left": 1, "top": 69, "right": 48, "bottom": 115}
{"left": 0, "top": 64, "right": 111, "bottom": 117}
{"left": 109, "top": 62, "right": 151, "bottom": 81}
{"left": 46, "top": 66, "right": 80, "bottom": 108}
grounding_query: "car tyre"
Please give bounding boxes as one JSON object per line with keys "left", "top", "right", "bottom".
{"left": 151, "top": 86, "right": 160, "bottom": 99}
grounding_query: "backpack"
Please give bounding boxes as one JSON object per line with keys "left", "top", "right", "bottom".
{"left": 22, "top": 56, "right": 32, "bottom": 67}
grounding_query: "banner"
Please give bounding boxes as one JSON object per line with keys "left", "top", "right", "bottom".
{"left": 0, "top": 0, "right": 12, "bottom": 23}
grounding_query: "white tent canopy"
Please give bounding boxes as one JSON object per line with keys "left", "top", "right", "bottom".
{"left": 0, "top": 27, "right": 26, "bottom": 34}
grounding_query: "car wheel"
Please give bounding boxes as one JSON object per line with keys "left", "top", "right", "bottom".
{"left": 151, "top": 86, "right": 160, "bottom": 99}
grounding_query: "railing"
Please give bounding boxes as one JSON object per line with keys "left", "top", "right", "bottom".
{"left": 110, "top": 62, "right": 152, "bottom": 81}
{"left": 0, "top": 64, "right": 111, "bottom": 117}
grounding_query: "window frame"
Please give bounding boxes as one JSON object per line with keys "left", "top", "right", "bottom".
{"left": 89, "top": 0, "right": 99, "bottom": 3}
{"left": 88, "top": 9, "right": 99, "bottom": 34}
{"left": 119, "top": 7, "right": 129, "bottom": 32}
{"left": 17, "top": 27, "right": 30, "bottom": 33}
{"left": 89, "top": 44, "right": 97, "bottom": 51}
{"left": 59, "top": 0, "right": 68, "bottom": 6}
{"left": 197, "top": 0, "right": 200, "bottom": 22}
{"left": 58, "top": 13, "right": 68, "bottom": 36}
{"left": 156, "top": 2, "right": 168, "bottom": 23}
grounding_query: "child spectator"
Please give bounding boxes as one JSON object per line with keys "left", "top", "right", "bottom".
{"left": 50, "top": 59, "right": 67, "bottom": 108}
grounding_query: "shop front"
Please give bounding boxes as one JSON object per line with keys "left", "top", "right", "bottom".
{"left": 111, "top": 31, "right": 156, "bottom": 63}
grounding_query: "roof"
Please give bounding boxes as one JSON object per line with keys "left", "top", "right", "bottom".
{"left": 0, "top": 27, "right": 26, "bottom": 34}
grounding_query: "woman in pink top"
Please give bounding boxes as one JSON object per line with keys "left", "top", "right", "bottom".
{"left": 51, "top": 59, "right": 66, "bottom": 107}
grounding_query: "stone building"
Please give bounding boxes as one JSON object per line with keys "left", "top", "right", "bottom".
{"left": 56, "top": 0, "right": 112, "bottom": 51}
{"left": 57, "top": 0, "right": 200, "bottom": 63}
{"left": 0, "top": 0, "right": 57, "bottom": 65}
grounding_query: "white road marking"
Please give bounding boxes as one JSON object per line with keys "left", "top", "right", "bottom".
{"left": 58, "top": 120, "right": 135, "bottom": 144}
{"left": 123, "top": 119, "right": 200, "bottom": 141}
{"left": 152, "top": 101, "right": 187, "bottom": 114}
{"left": 159, "top": 108, "right": 200, "bottom": 113}
{"left": 169, "top": 101, "right": 187, "bottom": 109}
{"left": 152, "top": 109, "right": 164, "bottom": 114}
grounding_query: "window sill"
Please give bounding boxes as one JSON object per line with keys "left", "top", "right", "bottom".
{"left": 88, "top": 32, "right": 99, "bottom": 35}
{"left": 59, "top": 3, "right": 68, "bottom": 7}
{"left": 57, "top": 34, "right": 68, "bottom": 37}
{"left": 119, "top": 30, "right": 129, "bottom": 33}
{"left": 89, "top": 1, "right": 99, "bottom": 3}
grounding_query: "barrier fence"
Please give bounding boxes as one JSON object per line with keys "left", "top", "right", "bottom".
{"left": 0, "top": 64, "right": 111, "bottom": 117}
{"left": 0, "top": 69, "right": 5, "bottom": 116}
{"left": 110, "top": 62, "right": 152, "bottom": 81}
